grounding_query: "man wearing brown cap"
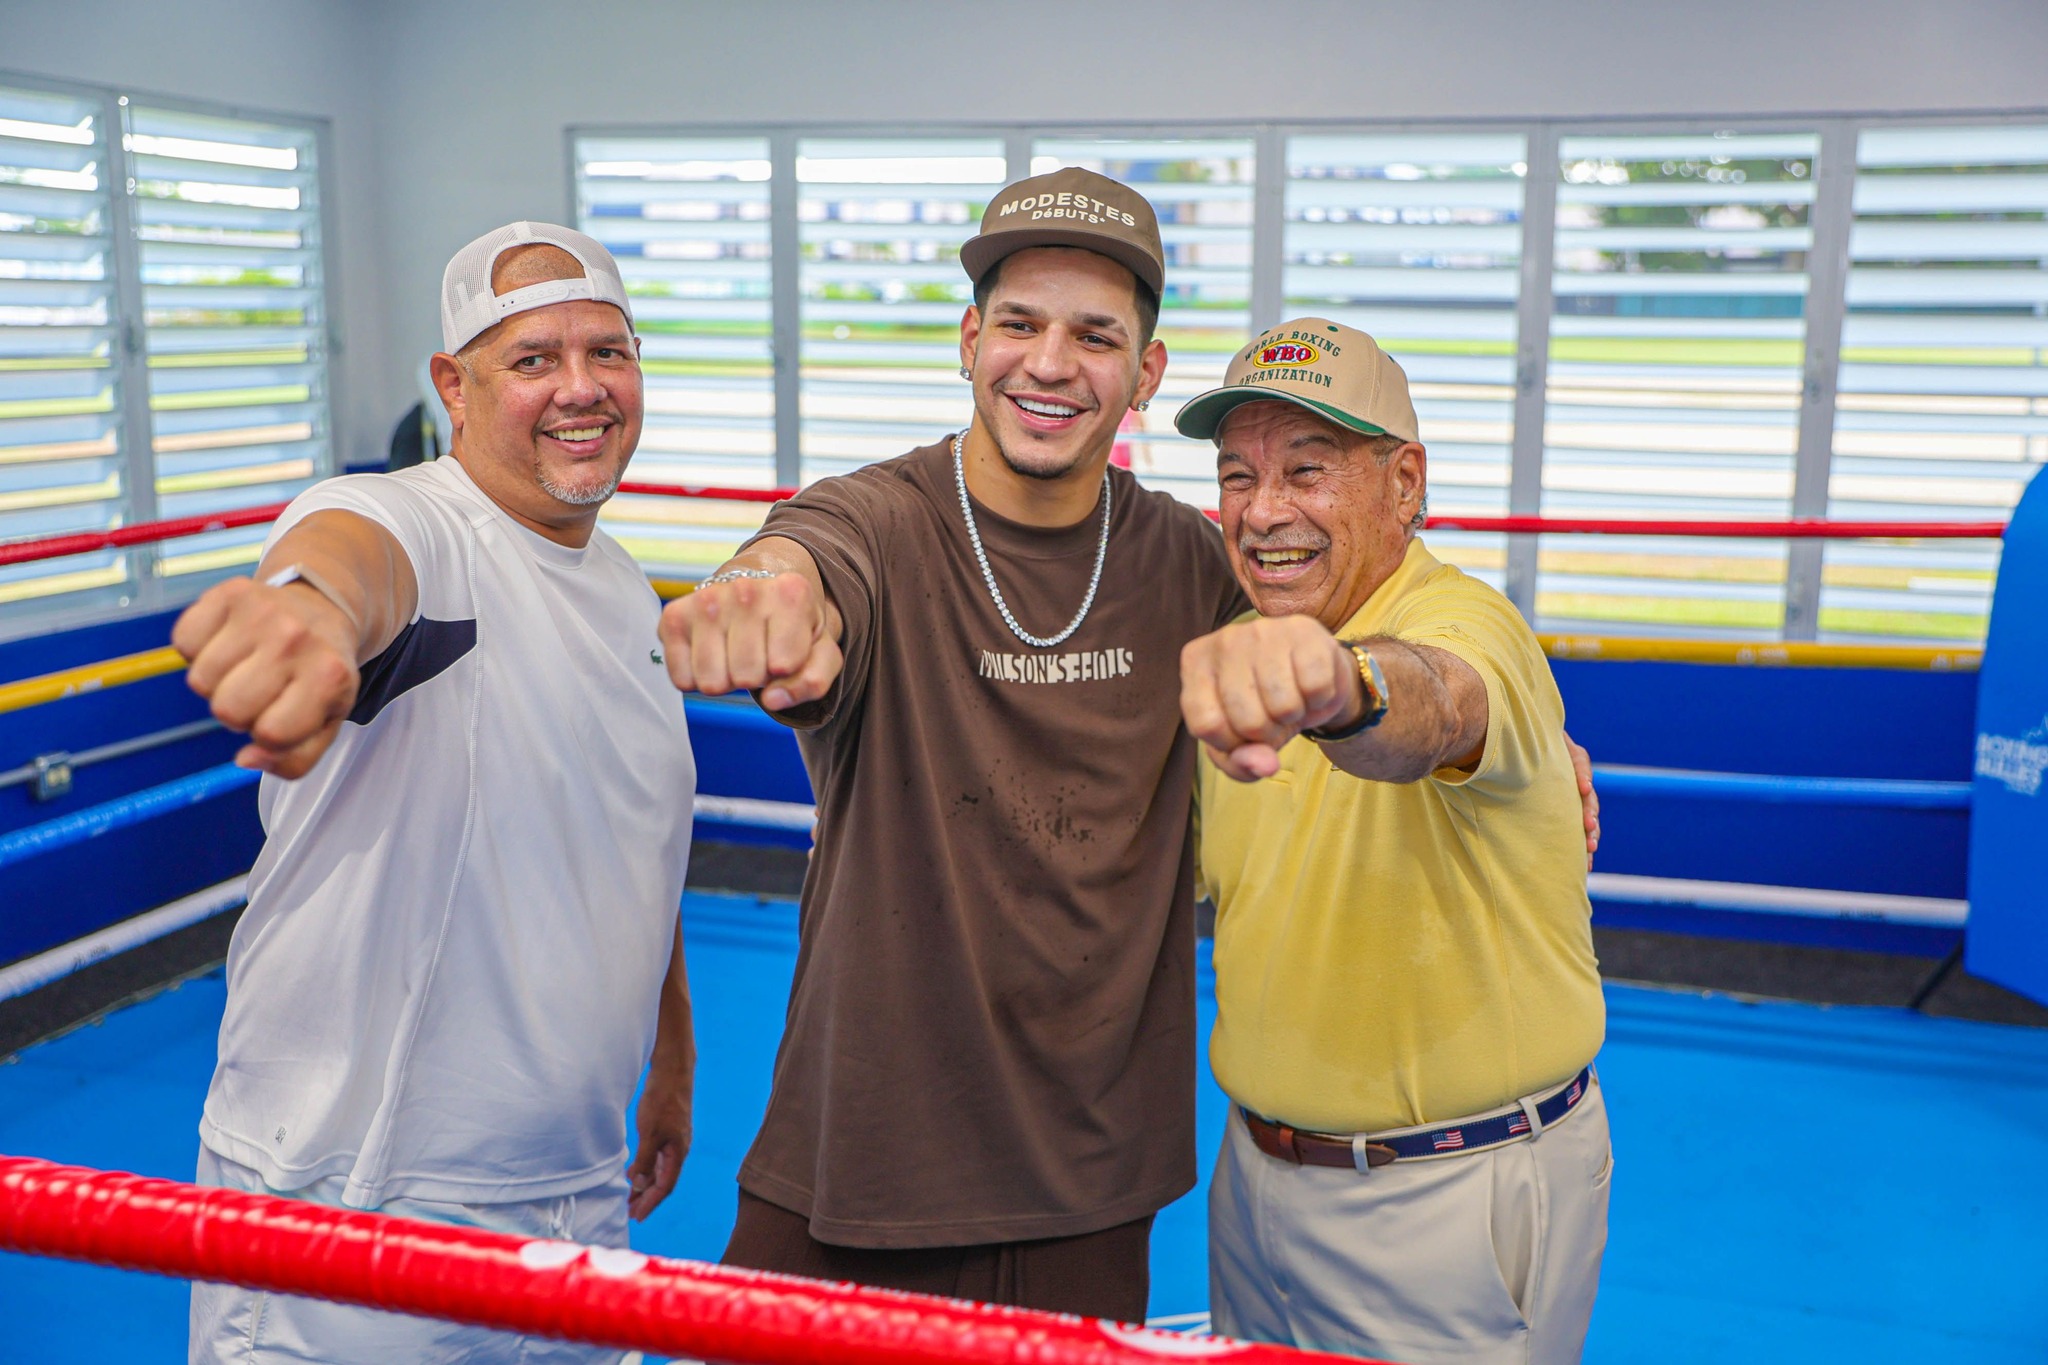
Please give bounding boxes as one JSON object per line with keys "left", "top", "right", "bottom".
{"left": 1177, "top": 320, "right": 1609, "bottom": 1364}
{"left": 659, "top": 167, "right": 1242, "bottom": 1319}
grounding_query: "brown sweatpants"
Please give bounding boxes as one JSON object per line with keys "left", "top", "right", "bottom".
{"left": 721, "top": 1189, "right": 1155, "bottom": 1324}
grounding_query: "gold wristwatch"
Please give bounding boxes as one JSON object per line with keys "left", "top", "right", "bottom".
{"left": 1305, "top": 640, "right": 1389, "bottom": 742}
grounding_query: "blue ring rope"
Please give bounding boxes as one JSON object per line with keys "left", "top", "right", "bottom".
{"left": 1592, "top": 765, "right": 1970, "bottom": 810}
{"left": 0, "top": 759, "right": 1967, "bottom": 876}
{"left": 0, "top": 763, "right": 259, "bottom": 872}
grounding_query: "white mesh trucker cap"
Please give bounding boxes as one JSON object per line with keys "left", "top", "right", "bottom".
{"left": 439, "top": 221, "right": 634, "bottom": 354}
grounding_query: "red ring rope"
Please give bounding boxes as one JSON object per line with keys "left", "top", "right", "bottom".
{"left": 0, "top": 504, "right": 291, "bottom": 568}
{"left": 0, "top": 487, "right": 2010, "bottom": 568}
{"left": 0, "top": 1155, "right": 1375, "bottom": 1365}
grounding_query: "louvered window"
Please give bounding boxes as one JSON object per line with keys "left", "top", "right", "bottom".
{"left": 0, "top": 79, "right": 331, "bottom": 639}
{"left": 1032, "top": 137, "right": 1255, "bottom": 506}
{"left": 1825, "top": 125, "right": 2048, "bottom": 642}
{"left": 796, "top": 138, "right": 1003, "bottom": 483}
{"left": 0, "top": 82, "right": 126, "bottom": 616}
{"left": 1284, "top": 133, "right": 1525, "bottom": 591}
{"left": 565, "top": 121, "right": 2048, "bottom": 642}
{"left": 576, "top": 136, "right": 774, "bottom": 577}
{"left": 1540, "top": 132, "right": 1821, "bottom": 635}
{"left": 127, "top": 103, "right": 328, "bottom": 587}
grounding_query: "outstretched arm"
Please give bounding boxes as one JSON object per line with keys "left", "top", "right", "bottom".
{"left": 1180, "top": 614, "right": 1486, "bottom": 784}
{"left": 657, "top": 536, "right": 844, "bottom": 713}
{"left": 172, "top": 510, "right": 418, "bottom": 778}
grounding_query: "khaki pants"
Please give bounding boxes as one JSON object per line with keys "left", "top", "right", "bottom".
{"left": 1210, "top": 1076, "right": 1612, "bottom": 1365}
{"left": 189, "top": 1146, "right": 633, "bottom": 1365}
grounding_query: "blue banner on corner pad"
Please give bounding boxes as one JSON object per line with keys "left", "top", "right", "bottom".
{"left": 1966, "top": 465, "right": 2048, "bottom": 1007}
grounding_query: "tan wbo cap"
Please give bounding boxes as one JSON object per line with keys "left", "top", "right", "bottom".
{"left": 1175, "top": 318, "right": 1419, "bottom": 444}
{"left": 959, "top": 167, "right": 1165, "bottom": 295}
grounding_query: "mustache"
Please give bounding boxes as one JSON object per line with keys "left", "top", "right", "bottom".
{"left": 1238, "top": 536, "right": 1329, "bottom": 554}
{"left": 542, "top": 401, "right": 628, "bottom": 426}
{"left": 994, "top": 381, "right": 1096, "bottom": 411}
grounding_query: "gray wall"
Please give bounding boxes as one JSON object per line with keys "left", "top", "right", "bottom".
{"left": 9, "top": 0, "right": 2048, "bottom": 460}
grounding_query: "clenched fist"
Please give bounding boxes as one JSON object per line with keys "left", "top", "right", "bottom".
{"left": 173, "top": 576, "right": 361, "bottom": 779}
{"left": 1181, "top": 614, "right": 1364, "bottom": 782}
{"left": 658, "top": 568, "right": 842, "bottom": 712}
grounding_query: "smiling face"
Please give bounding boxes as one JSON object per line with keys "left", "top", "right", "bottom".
{"left": 960, "top": 246, "right": 1166, "bottom": 485}
{"left": 430, "top": 244, "right": 643, "bottom": 545}
{"left": 1215, "top": 400, "right": 1427, "bottom": 631}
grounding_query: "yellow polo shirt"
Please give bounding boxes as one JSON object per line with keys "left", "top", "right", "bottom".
{"left": 1199, "top": 537, "right": 1602, "bottom": 1134}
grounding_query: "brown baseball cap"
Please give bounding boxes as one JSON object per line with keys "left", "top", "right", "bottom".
{"left": 959, "top": 167, "right": 1165, "bottom": 296}
{"left": 1175, "top": 317, "right": 1420, "bottom": 444}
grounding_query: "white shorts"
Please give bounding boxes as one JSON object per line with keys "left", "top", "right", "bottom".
{"left": 188, "top": 1145, "right": 634, "bottom": 1365}
{"left": 1210, "top": 1074, "right": 1612, "bottom": 1365}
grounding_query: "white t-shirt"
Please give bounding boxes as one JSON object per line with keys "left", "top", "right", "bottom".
{"left": 200, "top": 457, "right": 696, "bottom": 1209}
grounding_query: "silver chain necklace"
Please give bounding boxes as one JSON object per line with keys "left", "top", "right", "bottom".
{"left": 952, "top": 430, "right": 1111, "bottom": 650}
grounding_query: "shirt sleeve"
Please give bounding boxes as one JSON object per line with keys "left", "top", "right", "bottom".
{"left": 260, "top": 473, "right": 444, "bottom": 621}
{"left": 1383, "top": 571, "right": 1561, "bottom": 796}
{"left": 738, "top": 472, "right": 887, "bottom": 730}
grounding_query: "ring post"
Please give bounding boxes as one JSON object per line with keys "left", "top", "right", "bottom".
{"left": 1965, "top": 464, "right": 2048, "bottom": 1006}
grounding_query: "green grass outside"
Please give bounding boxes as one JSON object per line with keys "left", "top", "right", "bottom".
{"left": 638, "top": 320, "right": 770, "bottom": 338}
{"left": 1549, "top": 337, "right": 1805, "bottom": 367}
{"left": 0, "top": 348, "right": 311, "bottom": 374}
{"left": 1540, "top": 590, "right": 1985, "bottom": 641}
{"left": 633, "top": 323, "right": 2042, "bottom": 370}
{"left": 0, "top": 390, "right": 114, "bottom": 420}
{"left": 1538, "top": 592, "right": 1785, "bottom": 630}
{"left": 149, "top": 348, "right": 310, "bottom": 369}
{"left": 1837, "top": 346, "right": 2042, "bottom": 368}
{"left": 150, "top": 384, "right": 310, "bottom": 412}
{"left": 1816, "top": 606, "right": 1988, "bottom": 640}
{"left": 0, "top": 356, "right": 111, "bottom": 373}
{"left": 1378, "top": 338, "right": 1516, "bottom": 358}
{"left": 642, "top": 359, "right": 774, "bottom": 379}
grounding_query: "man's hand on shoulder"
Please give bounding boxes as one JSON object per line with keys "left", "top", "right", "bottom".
{"left": 1565, "top": 730, "right": 1600, "bottom": 870}
{"left": 1181, "top": 615, "right": 1361, "bottom": 782}
{"left": 660, "top": 545, "right": 843, "bottom": 712}
{"left": 173, "top": 575, "right": 361, "bottom": 779}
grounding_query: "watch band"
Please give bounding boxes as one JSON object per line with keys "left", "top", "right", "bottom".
{"left": 1305, "top": 641, "right": 1389, "bottom": 742}
{"left": 263, "top": 562, "right": 358, "bottom": 631}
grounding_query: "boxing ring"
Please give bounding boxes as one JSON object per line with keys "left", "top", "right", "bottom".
{"left": 2, "top": 488, "right": 2046, "bottom": 1361}
{"left": 0, "top": 485, "right": 2007, "bottom": 984}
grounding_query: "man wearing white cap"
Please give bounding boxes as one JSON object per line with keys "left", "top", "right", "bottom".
{"left": 1177, "top": 320, "right": 1608, "bottom": 1364}
{"left": 174, "top": 223, "right": 697, "bottom": 1364}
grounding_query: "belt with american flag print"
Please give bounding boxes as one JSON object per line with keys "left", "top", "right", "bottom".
{"left": 1241, "top": 1066, "right": 1594, "bottom": 1172}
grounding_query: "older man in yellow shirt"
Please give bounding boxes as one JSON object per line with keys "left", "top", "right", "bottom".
{"left": 1177, "top": 319, "right": 1609, "bottom": 1365}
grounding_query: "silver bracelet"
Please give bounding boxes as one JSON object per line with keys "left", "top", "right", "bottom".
{"left": 699, "top": 567, "right": 780, "bottom": 588}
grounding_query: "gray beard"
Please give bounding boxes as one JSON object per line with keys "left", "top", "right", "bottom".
{"left": 535, "top": 460, "right": 624, "bottom": 506}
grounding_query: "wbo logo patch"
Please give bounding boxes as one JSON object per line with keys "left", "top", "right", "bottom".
{"left": 1254, "top": 341, "right": 1321, "bottom": 368}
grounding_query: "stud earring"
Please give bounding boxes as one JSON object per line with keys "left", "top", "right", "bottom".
{"left": 1136, "top": 400, "right": 1151, "bottom": 412}
{"left": 959, "top": 365, "right": 972, "bottom": 381}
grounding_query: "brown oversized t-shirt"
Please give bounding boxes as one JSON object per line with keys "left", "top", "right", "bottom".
{"left": 737, "top": 437, "right": 1245, "bottom": 1248}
